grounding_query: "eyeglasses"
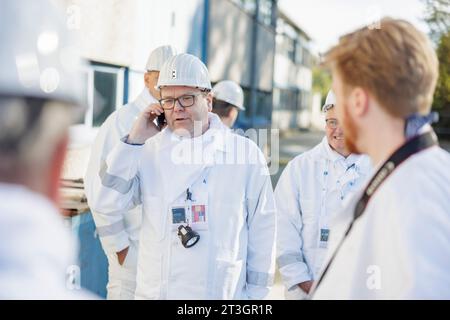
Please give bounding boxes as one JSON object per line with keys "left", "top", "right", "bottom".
{"left": 159, "top": 93, "right": 206, "bottom": 110}
{"left": 325, "top": 118, "right": 339, "bottom": 129}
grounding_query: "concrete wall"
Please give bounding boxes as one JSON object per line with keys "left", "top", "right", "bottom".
{"left": 208, "top": 0, "right": 275, "bottom": 91}
{"left": 59, "top": 0, "right": 204, "bottom": 69}
{"left": 207, "top": 0, "right": 253, "bottom": 86}
{"left": 310, "top": 92, "right": 325, "bottom": 130}
{"left": 255, "top": 23, "right": 276, "bottom": 92}
{"left": 273, "top": 54, "right": 312, "bottom": 91}
{"left": 272, "top": 32, "right": 313, "bottom": 130}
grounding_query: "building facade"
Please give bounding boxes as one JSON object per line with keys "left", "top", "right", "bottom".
{"left": 58, "top": 0, "right": 278, "bottom": 134}
{"left": 272, "top": 10, "right": 315, "bottom": 130}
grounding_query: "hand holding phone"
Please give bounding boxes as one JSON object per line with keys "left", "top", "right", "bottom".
{"left": 127, "top": 103, "right": 164, "bottom": 144}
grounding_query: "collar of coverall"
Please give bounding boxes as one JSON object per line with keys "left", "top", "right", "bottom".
{"left": 135, "top": 88, "right": 158, "bottom": 112}
{"left": 159, "top": 112, "right": 230, "bottom": 154}
{"left": 321, "top": 136, "right": 359, "bottom": 169}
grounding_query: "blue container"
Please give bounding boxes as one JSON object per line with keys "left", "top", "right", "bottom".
{"left": 71, "top": 211, "right": 108, "bottom": 298}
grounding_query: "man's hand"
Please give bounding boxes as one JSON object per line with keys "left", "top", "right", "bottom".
{"left": 127, "top": 103, "right": 163, "bottom": 144}
{"left": 298, "top": 280, "right": 313, "bottom": 294}
{"left": 116, "top": 246, "right": 129, "bottom": 266}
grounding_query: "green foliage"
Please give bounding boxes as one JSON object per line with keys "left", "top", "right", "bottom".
{"left": 421, "top": 0, "right": 450, "bottom": 43}
{"left": 422, "top": 1, "right": 450, "bottom": 133}
{"left": 433, "top": 31, "right": 450, "bottom": 111}
{"left": 312, "top": 66, "right": 331, "bottom": 106}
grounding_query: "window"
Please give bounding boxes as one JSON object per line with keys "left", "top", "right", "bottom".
{"left": 231, "top": 0, "right": 257, "bottom": 16}
{"left": 298, "top": 90, "right": 311, "bottom": 110}
{"left": 81, "top": 63, "right": 126, "bottom": 128}
{"left": 231, "top": 0, "right": 276, "bottom": 27}
{"left": 277, "top": 34, "right": 296, "bottom": 62}
{"left": 273, "top": 88, "right": 298, "bottom": 111}
{"left": 295, "top": 42, "right": 303, "bottom": 65}
{"left": 258, "top": 0, "right": 275, "bottom": 27}
{"left": 256, "top": 90, "right": 273, "bottom": 118}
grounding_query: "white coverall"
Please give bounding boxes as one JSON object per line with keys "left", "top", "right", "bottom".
{"left": 90, "top": 113, "right": 276, "bottom": 300}
{"left": 84, "top": 89, "right": 157, "bottom": 299}
{"left": 313, "top": 127, "right": 450, "bottom": 299}
{"left": 0, "top": 183, "right": 94, "bottom": 299}
{"left": 276, "top": 137, "right": 372, "bottom": 299}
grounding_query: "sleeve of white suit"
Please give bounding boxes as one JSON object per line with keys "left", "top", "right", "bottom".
{"left": 85, "top": 133, "right": 143, "bottom": 254}
{"left": 245, "top": 147, "right": 277, "bottom": 300}
{"left": 275, "top": 160, "right": 312, "bottom": 291}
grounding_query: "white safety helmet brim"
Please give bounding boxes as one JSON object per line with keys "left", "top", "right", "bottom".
{"left": 212, "top": 80, "right": 245, "bottom": 111}
{"left": 145, "top": 45, "right": 177, "bottom": 72}
{"left": 156, "top": 53, "right": 212, "bottom": 91}
{"left": 322, "top": 90, "right": 336, "bottom": 112}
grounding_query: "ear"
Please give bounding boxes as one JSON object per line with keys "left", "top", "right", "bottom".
{"left": 144, "top": 72, "right": 151, "bottom": 89}
{"left": 350, "top": 87, "right": 369, "bottom": 118}
{"left": 206, "top": 92, "right": 213, "bottom": 112}
{"left": 47, "top": 134, "right": 69, "bottom": 207}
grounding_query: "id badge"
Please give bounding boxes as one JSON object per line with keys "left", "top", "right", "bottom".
{"left": 319, "top": 228, "right": 330, "bottom": 248}
{"left": 171, "top": 206, "right": 187, "bottom": 225}
{"left": 170, "top": 203, "right": 208, "bottom": 231}
{"left": 190, "top": 204, "right": 208, "bottom": 231}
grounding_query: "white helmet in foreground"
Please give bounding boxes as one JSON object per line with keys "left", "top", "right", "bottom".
{"left": 0, "top": 0, "right": 84, "bottom": 107}
{"left": 212, "top": 80, "right": 245, "bottom": 110}
{"left": 145, "top": 45, "right": 177, "bottom": 72}
{"left": 156, "top": 53, "right": 212, "bottom": 91}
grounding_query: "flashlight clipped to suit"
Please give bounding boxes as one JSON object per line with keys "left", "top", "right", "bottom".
{"left": 178, "top": 225, "right": 200, "bottom": 248}
{"left": 178, "top": 188, "right": 200, "bottom": 248}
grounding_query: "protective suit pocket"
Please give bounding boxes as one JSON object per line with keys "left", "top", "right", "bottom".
{"left": 142, "top": 194, "right": 166, "bottom": 241}
{"left": 122, "top": 240, "right": 139, "bottom": 269}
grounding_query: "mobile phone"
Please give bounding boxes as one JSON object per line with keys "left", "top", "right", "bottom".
{"left": 157, "top": 113, "right": 166, "bottom": 129}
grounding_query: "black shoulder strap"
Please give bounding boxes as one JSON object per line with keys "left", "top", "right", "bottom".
{"left": 313, "top": 131, "right": 437, "bottom": 293}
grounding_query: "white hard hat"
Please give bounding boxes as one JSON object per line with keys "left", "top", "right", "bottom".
{"left": 212, "top": 80, "right": 245, "bottom": 111}
{"left": 145, "top": 45, "right": 177, "bottom": 72}
{"left": 156, "top": 53, "right": 212, "bottom": 91}
{"left": 0, "top": 0, "right": 85, "bottom": 106}
{"left": 322, "top": 90, "right": 336, "bottom": 112}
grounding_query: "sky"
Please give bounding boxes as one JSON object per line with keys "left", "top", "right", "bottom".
{"left": 278, "top": 0, "right": 429, "bottom": 54}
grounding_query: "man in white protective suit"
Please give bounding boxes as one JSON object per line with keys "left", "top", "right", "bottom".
{"left": 84, "top": 45, "right": 176, "bottom": 300}
{"left": 275, "top": 90, "right": 371, "bottom": 299}
{"left": 89, "top": 53, "right": 276, "bottom": 300}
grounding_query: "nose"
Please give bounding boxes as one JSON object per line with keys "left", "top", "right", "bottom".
{"left": 335, "top": 125, "right": 344, "bottom": 135}
{"left": 173, "top": 99, "right": 184, "bottom": 112}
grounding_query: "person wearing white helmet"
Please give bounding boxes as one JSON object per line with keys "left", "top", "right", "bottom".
{"left": 211, "top": 80, "right": 245, "bottom": 128}
{"left": 89, "top": 53, "right": 276, "bottom": 299}
{"left": 274, "top": 90, "right": 372, "bottom": 299}
{"left": 84, "top": 45, "right": 176, "bottom": 300}
{"left": 0, "top": 0, "right": 94, "bottom": 299}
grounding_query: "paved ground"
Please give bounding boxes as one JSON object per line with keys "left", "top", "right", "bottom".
{"left": 266, "top": 129, "right": 324, "bottom": 299}
{"left": 270, "top": 129, "right": 325, "bottom": 187}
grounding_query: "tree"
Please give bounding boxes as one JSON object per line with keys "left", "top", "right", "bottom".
{"left": 312, "top": 66, "right": 331, "bottom": 106}
{"left": 422, "top": 0, "right": 450, "bottom": 135}
{"left": 434, "top": 31, "right": 450, "bottom": 110}
{"left": 422, "top": 0, "right": 450, "bottom": 43}
{"left": 433, "top": 31, "right": 450, "bottom": 133}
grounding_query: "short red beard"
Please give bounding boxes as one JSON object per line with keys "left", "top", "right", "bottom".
{"left": 342, "top": 102, "right": 362, "bottom": 154}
